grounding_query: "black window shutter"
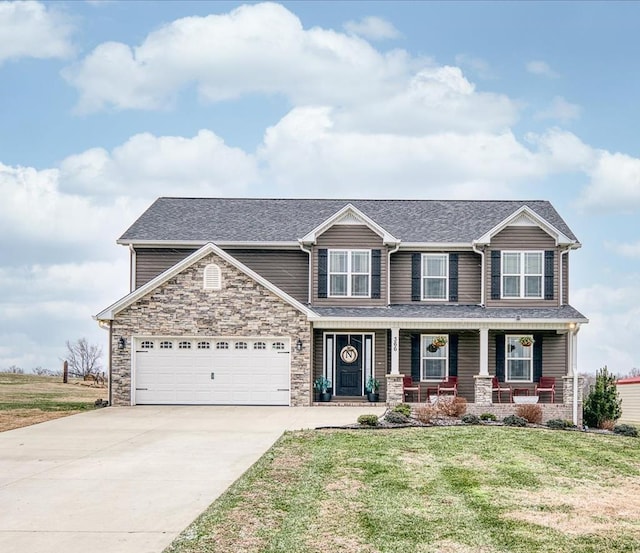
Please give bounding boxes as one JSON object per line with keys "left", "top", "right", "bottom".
{"left": 371, "top": 249, "right": 381, "bottom": 299}
{"left": 411, "top": 253, "right": 421, "bottom": 301}
{"left": 448, "top": 334, "right": 458, "bottom": 377}
{"left": 318, "top": 249, "right": 328, "bottom": 298}
{"left": 411, "top": 334, "right": 421, "bottom": 381}
{"left": 449, "top": 253, "right": 459, "bottom": 302}
{"left": 533, "top": 334, "right": 543, "bottom": 382}
{"left": 544, "top": 251, "right": 554, "bottom": 300}
{"left": 495, "top": 334, "right": 505, "bottom": 381}
{"left": 491, "top": 250, "right": 501, "bottom": 300}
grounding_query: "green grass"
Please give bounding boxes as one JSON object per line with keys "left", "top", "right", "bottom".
{"left": 165, "top": 427, "right": 640, "bottom": 553}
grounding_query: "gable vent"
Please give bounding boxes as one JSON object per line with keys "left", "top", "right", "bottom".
{"left": 508, "top": 213, "right": 537, "bottom": 227}
{"left": 203, "top": 263, "right": 222, "bottom": 290}
{"left": 334, "top": 211, "right": 365, "bottom": 226}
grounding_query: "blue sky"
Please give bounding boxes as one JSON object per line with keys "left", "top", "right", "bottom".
{"left": 1, "top": 0, "right": 640, "bottom": 375}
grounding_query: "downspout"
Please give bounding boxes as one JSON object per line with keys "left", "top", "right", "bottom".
{"left": 472, "top": 242, "right": 485, "bottom": 306}
{"left": 298, "top": 241, "right": 312, "bottom": 305}
{"left": 129, "top": 244, "right": 136, "bottom": 292}
{"left": 387, "top": 243, "right": 401, "bottom": 305}
{"left": 572, "top": 324, "right": 581, "bottom": 426}
{"left": 560, "top": 248, "right": 569, "bottom": 306}
{"left": 108, "top": 320, "right": 113, "bottom": 406}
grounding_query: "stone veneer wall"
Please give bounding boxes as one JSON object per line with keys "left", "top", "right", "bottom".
{"left": 110, "top": 252, "right": 311, "bottom": 406}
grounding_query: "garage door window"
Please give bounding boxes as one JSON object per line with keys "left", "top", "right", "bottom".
{"left": 141, "top": 341, "right": 154, "bottom": 349}
{"left": 254, "top": 342, "right": 266, "bottom": 350}
{"left": 216, "top": 341, "right": 229, "bottom": 349}
{"left": 160, "top": 341, "right": 173, "bottom": 349}
{"left": 272, "top": 342, "right": 285, "bottom": 350}
{"left": 197, "top": 341, "right": 211, "bottom": 349}
{"left": 178, "top": 341, "right": 192, "bottom": 349}
{"left": 235, "top": 341, "right": 248, "bottom": 350}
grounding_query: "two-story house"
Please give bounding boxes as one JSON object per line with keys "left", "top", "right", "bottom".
{"left": 95, "top": 198, "right": 587, "bottom": 421}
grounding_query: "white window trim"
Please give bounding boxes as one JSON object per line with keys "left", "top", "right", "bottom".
{"left": 420, "top": 334, "right": 449, "bottom": 382}
{"left": 501, "top": 251, "right": 544, "bottom": 299}
{"left": 421, "top": 253, "right": 449, "bottom": 302}
{"left": 505, "top": 334, "right": 534, "bottom": 383}
{"left": 327, "top": 249, "right": 371, "bottom": 298}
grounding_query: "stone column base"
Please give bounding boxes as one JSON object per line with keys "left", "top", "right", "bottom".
{"left": 474, "top": 375, "right": 494, "bottom": 405}
{"left": 563, "top": 376, "right": 585, "bottom": 405}
{"left": 386, "top": 374, "right": 404, "bottom": 405}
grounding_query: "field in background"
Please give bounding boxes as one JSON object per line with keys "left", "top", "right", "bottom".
{"left": 0, "top": 373, "right": 107, "bottom": 432}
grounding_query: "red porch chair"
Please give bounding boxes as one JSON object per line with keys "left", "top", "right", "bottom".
{"left": 492, "top": 376, "right": 512, "bottom": 403}
{"left": 402, "top": 375, "right": 421, "bottom": 402}
{"left": 437, "top": 376, "right": 458, "bottom": 398}
{"left": 535, "top": 377, "right": 556, "bottom": 403}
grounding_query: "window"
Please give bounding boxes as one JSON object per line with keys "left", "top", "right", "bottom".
{"left": 328, "top": 250, "right": 370, "bottom": 297}
{"left": 203, "top": 264, "right": 222, "bottom": 290}
{"left": 272, "top": 342, "right": 285, "bottom": 350}
{"left": 422, "top": 254, "right": 448, "bottom": 300}
{"left": 235, "top": 341, "right": 248, "bottom": 350}
{"left": 197, "top": 341, "right": 211, "bottom": 349}
{"left": 420, "top": 334, "right": 448, "bottom": 381}
{"left": 140, "top": 341, "right": 154, "bottom": 349}
{"left": 160, "top": 341, "right": 173, "bottom": 349}
{"left": 502, "top": 252, "right": 543, "bottom": 298}
{"left": 506, "top": 335, "right": 533, "bottom": 382}
{"left": 178, "top": 341, "right": 191, "bottom": 349}
{"left": 216, "top": 341, "right": 229, "bottom": 350}
{"left": 253, "top": 342, "right": 266, "bottom": 350}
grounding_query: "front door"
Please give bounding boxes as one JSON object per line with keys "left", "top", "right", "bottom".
{"left": 335, "top": 334, "right": 363, "bottom": 396}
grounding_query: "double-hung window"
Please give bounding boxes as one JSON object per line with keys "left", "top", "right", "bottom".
{"left": 420, "top": 334, "right": 448, "bottom": 381}
{"left": 328, "top": 250, "right": 370, "bottom": 297}
{"left": 506, "top": 335, "right": 533, "bottom": 381}
{"left": 422, "top": 254, "right": 448, "bottom": 300}
{"left": 502, "top": 251, "right": 543, "bottom": 298}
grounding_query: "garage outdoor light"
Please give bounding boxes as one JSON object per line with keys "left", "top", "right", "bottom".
{"left": 118, "top": 337, "right": 126, "bottom": 350}
{"left": 296, "top": 339, "right": 303, "bottom": 352}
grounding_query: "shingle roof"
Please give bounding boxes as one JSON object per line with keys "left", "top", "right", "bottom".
{"left": 119, "top": 198, "right": 578, "bottom": 244}
{"left": 311, "top": 304, "right": 588, "bottom": 321}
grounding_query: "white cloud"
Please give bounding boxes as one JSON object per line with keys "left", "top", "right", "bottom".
{"left": 63, "top": 2, "right": 411, "bottom": 113}
{"left": 606, "top": 241, "right": 640, "bottom": 258}
{"left": 454, "top": 54, "right": 494, "bottom": 79}
{"left": 0, "top": 1, "right": 74, "bottom": 64}
{"left": 579, "top": 151, "right": 640, "bottom": 211}
{"left": 343, "top": 15, "right": 400, "bottom": 40}
{"left": 526, "top": 60, "right": 559, "bottom": 78}
{"left": 535, "top": 96, "right": 581, "bottom": 122}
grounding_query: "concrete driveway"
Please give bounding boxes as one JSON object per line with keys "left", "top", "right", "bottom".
{"left": 0, "top": 405, "right": 384, "bottom": 553}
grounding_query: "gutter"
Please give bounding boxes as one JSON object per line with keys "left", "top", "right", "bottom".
{"left": 472, "top": 241, "right": 485, "bottom": 306}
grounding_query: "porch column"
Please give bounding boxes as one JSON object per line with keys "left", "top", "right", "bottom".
{"left": 390, "top": 327, "right": 400, "bottom": 375}
{"left": 474, "top": 327, "right": 493, "bottom": 404}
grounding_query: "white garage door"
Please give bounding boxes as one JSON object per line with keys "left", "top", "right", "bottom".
{"left": 133, "top": 337, "right": 290, "bottom": 405}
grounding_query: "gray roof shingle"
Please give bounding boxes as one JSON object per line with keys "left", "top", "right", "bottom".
{"left": 119, "top": 198, "right": 579, "bottom": 244}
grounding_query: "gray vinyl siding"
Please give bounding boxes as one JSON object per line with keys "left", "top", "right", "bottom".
{"left": 489, "top": 331, "right": 566, "bottom": 399}
{"left": 312, "top": 225, "right": 387, "bottom": 306}
{"left": 313, "top": 329, "right": 388, "bottom": 400}
{"left": 398, "top": 330, "right": 478, "bottom": 402}
{"left": 226, "top": 249, "right": 308, "bottom": 303}
{"left": 486, "top": 226, "right": 560, "bottom": 307}
{"left": 390, "top": 250, "right": 481, "bottom": 304}
{"left": 134, "top": 247, "right": 309, "bottom": 302}
{"left": 135, "top": 248, "right": 196, "bottom": 288}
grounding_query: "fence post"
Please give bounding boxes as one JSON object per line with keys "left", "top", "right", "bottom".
{"left": 63, "top": 360, "right": 68, "bottom": 384}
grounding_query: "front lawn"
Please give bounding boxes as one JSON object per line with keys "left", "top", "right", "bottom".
{"left": 165, "top": 426, "right": 640, "bottom": 553}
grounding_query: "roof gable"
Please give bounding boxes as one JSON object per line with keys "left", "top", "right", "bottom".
{"left": 95, "top": 242, "right": 314, "bottom": 321}
{"left": 300, "top": 203, "right": 399, "bottom": 245}
{"left": 474, "top": 205, "right": 579, "bottom": 247}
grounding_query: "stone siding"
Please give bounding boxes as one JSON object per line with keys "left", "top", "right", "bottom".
{"left": 110, "top": 252, "right": 311, "bottom": 406}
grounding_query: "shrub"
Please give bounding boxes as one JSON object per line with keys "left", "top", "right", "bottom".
{"left": 613, "top": 424, "right": 639, "bottom": 437}
{"left": 515, "top": 404, "right": 543, "bottom": 424}
{"left": 393, "top": 403, "right": 412, "bottom": 417}
{"left": 600, "top": 419, "right": 616, "bottom": 431}
{"left": 461, "top": 413, "right": 481, "bottom": 425}
{"left": 414, "top": 404, "right": 438, "bottom": 424}
{"left": 480, "top": 412, "right": 497, "bottom": 421}
{"left": 583, "top": 366, "right": 622, "bottom": 429}
{"left": 503, "top": 415, "right": 527, "bottom": 427}
{"left": 357, "top": 414, "right": 379, "bottom": 427}
{"left": 437, "top": 396, "right": 467, "bottom": 417}
{"left": 385, "top": 411, "right": 409, "bottom": 424}
{"left": 546, "top": 418, "right": 569, "bottom": 430}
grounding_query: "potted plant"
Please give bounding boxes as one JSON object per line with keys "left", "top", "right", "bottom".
{"left": 519, "top": 336, "right": 534, "bottom": 347}
{"left": 432, "top": 336, "right": 448, "bottom": 349}
{"left": 365, "top": 376, "right": 380, "bottom": 402}
{"left": 314, "top": 376, "right": 332, "bottom": 402}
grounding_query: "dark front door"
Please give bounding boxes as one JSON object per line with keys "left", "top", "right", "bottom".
{"left": 335, "top": 334, "right": 363, "bottom": 396}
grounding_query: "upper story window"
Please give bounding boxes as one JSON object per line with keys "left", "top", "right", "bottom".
{"left": 506, "top": 335, "right": 533, "bottom": 382}
{"left": 502, "top": 251, "right": 543, "bottom": 299}
{"left": 329, "top": 250, "right": 370, "bottom": 297}
{"left": 422, "top": 254, "right": 448, "bottom": 300}
{"left": 203, "top": 264, "right": 222, "bottom": 290}
{"left": 420, "top": 334, "right": 449, "bottom": 381}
